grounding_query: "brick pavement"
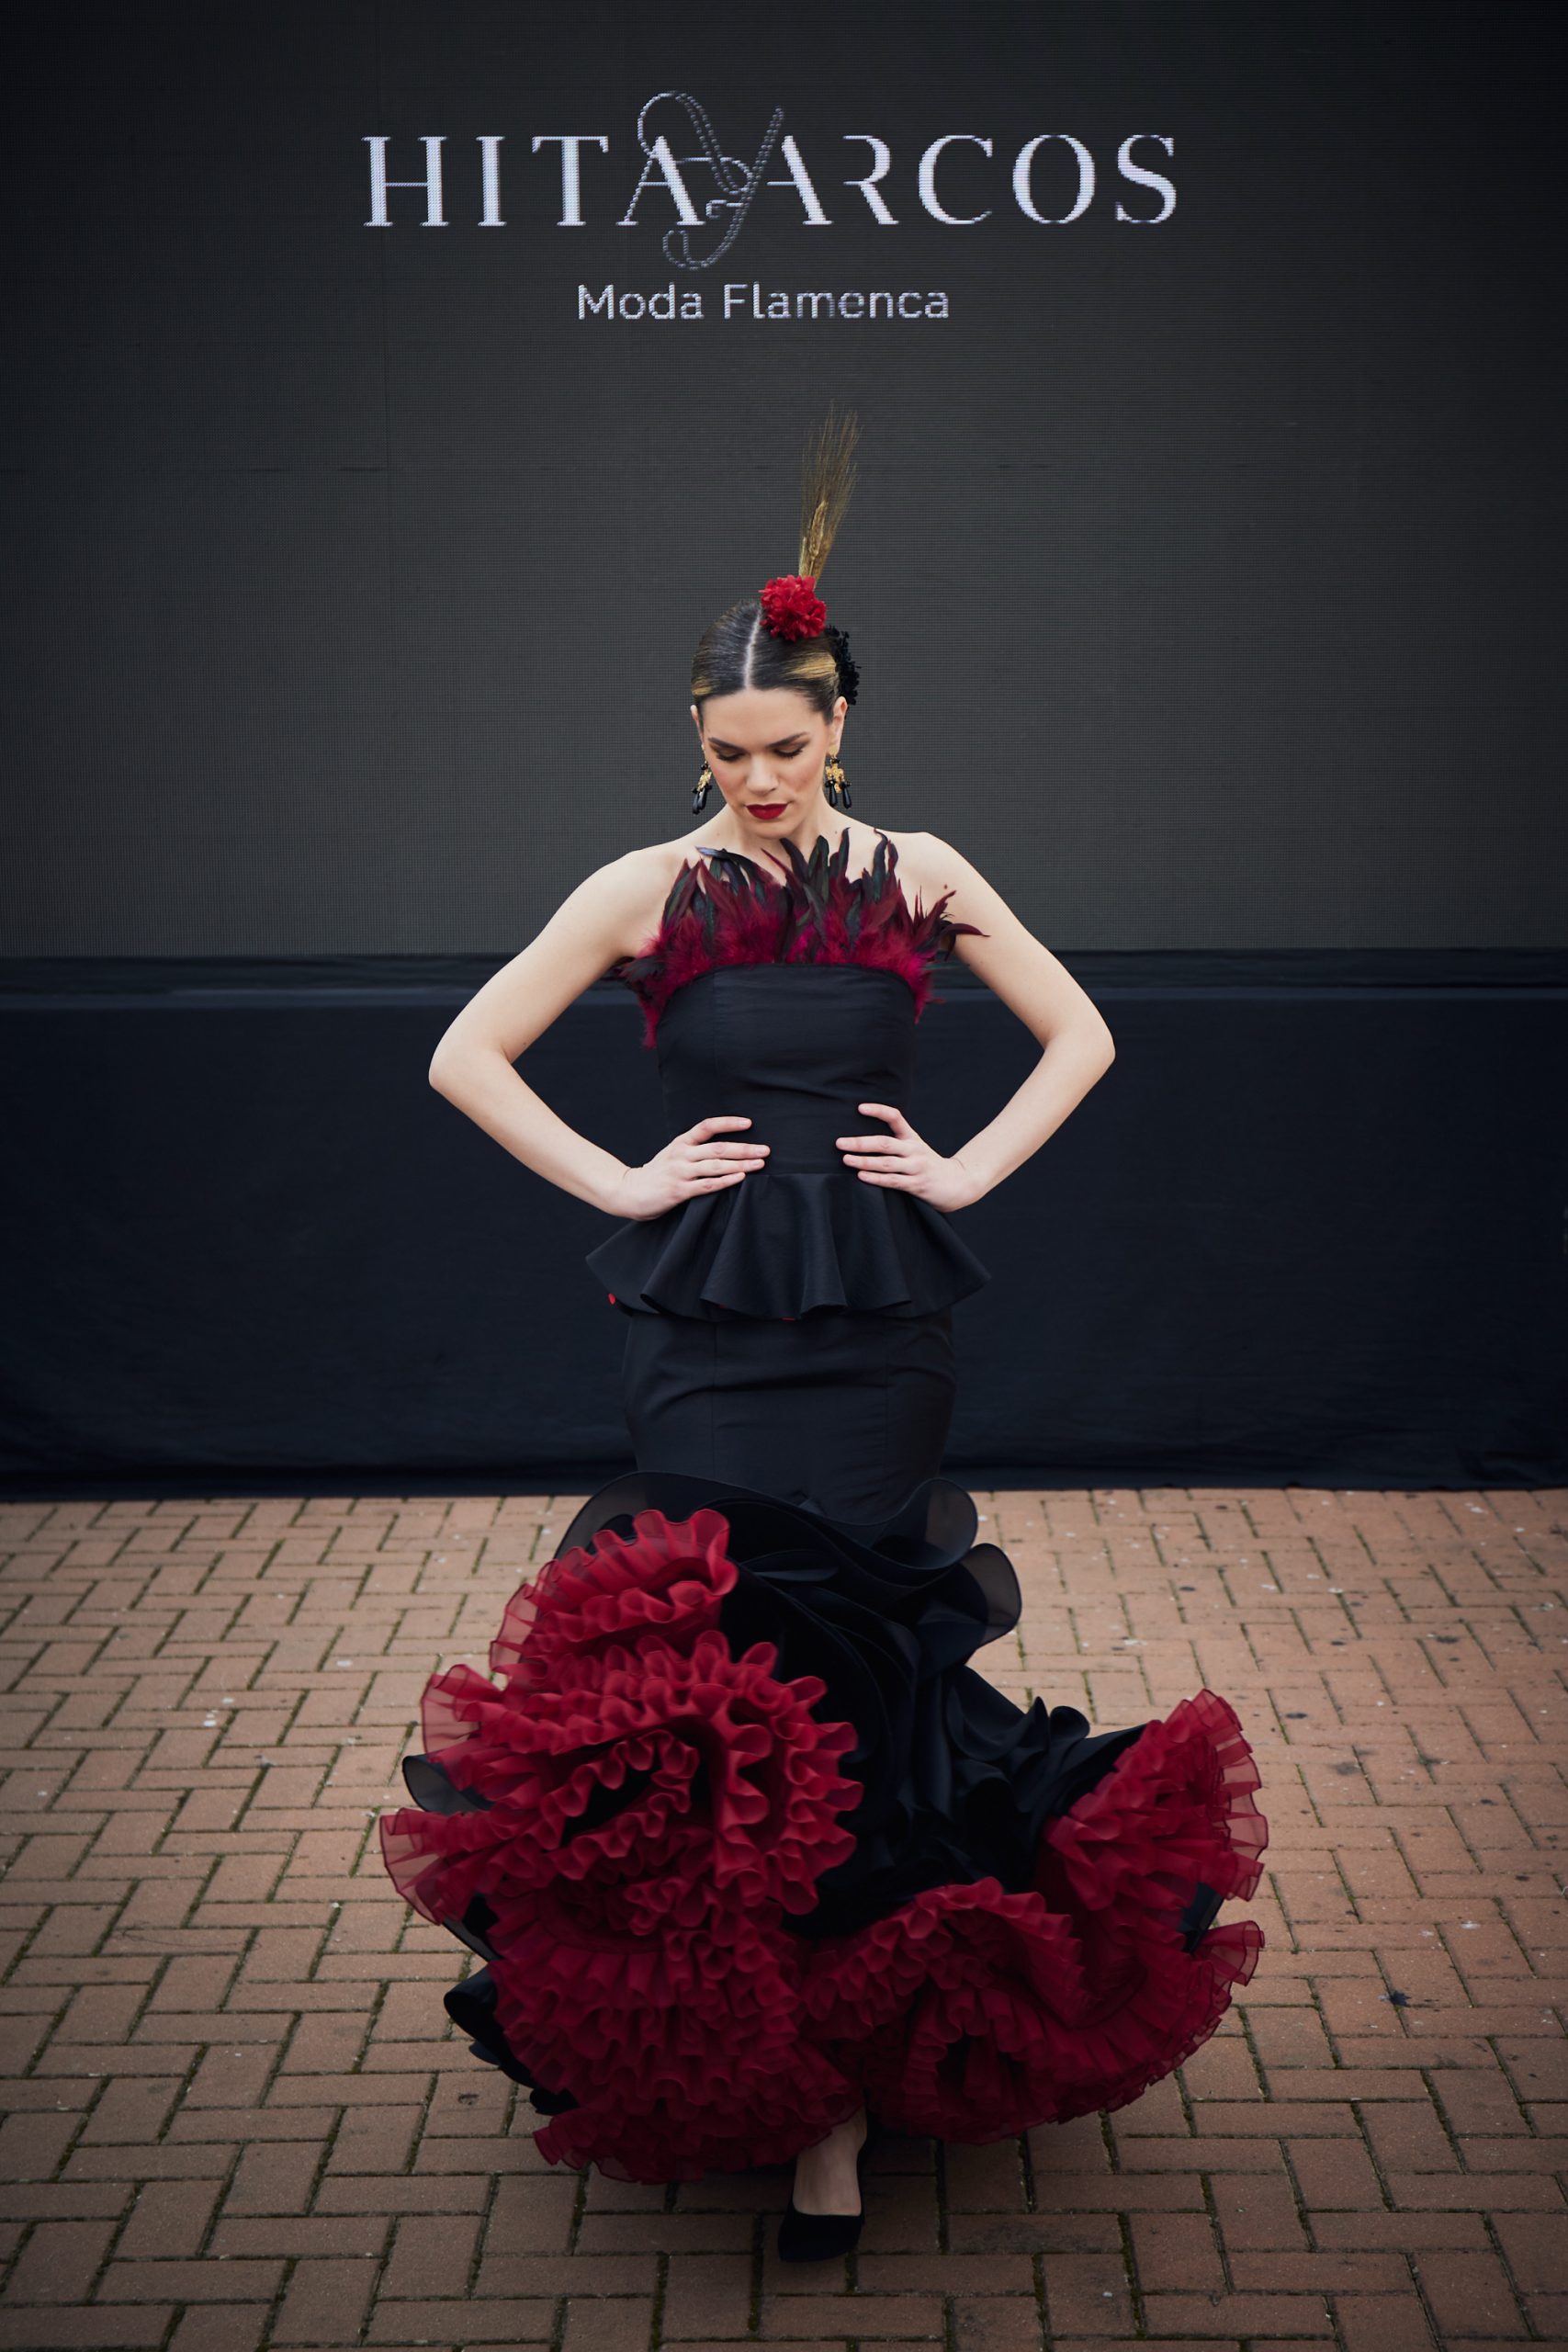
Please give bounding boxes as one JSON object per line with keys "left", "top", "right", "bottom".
{"left": 1, "top": 1485, "right": 1564, "bottom": 2352}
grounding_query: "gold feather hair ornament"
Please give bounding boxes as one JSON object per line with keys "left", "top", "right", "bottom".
{"left": 758, "top": 406, "right": 861, "bottom": 650}
{"left": 797, "top": 403, "right": 859, "bottom": 582}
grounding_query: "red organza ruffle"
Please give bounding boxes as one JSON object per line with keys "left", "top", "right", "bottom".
{"left": 801, "top": 1690, "right": 1266, "bottom": 2140}
{"left": 484, "top": 1504, "right": 737, "bottom": 1687}
{"left": 379, "top": 1504, "right": 864, "bottom": 2177}
{"left": 381, "top": 1507, "right": 1268, "bottom": 2177}
{"left": 488, "top": 1897, "right": 859, "bottom": 2178}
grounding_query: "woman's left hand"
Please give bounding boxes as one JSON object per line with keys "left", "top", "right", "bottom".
{"left": 836, "top": 1103, "right": 978, "bottom": 1211}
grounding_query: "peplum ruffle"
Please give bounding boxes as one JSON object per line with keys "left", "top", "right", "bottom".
{"left": 585, "top": 1165, "right": 991, "bottom": 1318}
{"left": 381, "top": 1472, "right": 1268, "bottom": 2180}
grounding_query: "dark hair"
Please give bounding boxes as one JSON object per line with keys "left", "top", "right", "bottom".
{"left": 691, "top": 409, "right": 862, "bottom": 719}
{"left": 691, "top": 604, "right": 856, "bottom": 719}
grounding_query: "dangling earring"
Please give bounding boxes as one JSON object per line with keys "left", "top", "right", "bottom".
{"left": 824, "top": 748, "right": 852, "bottom": 812}
{"left": 691, "top": 759, "right": 714, "bottom": 816}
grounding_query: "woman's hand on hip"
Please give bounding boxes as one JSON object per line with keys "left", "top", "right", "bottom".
{"left": 608, "top": 1116, "right": 769, "bottom": 1220}
{"left": 837, "top": 1103, "right": 978, "bottom": 1212}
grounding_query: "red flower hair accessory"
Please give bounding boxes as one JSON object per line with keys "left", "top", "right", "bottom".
{"left": 760, "top": 574, "right": 827, "bottom": 642}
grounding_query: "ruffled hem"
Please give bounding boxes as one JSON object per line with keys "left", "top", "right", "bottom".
{"left": 584, "top": 1169, "right": 991, "bottom": 1318}
{"left": 380, "top": 1474, "right": 1267, "bottom": 2179}
{"left": 802, "top": 1690, "right": 1267, "bottom": 2140}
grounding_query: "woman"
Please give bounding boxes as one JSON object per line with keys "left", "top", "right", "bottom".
{"left": 380, "top": 415, "right": 1266, "bottom": 2259}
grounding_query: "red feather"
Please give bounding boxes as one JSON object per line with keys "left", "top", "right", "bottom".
{"left": 610, "top": 832, "right": 984, "bottom": 1047}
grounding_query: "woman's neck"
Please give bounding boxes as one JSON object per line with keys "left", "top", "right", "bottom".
{"left": 699, "top": 799, "right": 852, "bottom": 865}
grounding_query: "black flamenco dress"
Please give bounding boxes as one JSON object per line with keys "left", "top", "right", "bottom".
{"left": 381, "top": 833, "right": 1268, "bottom": 2183}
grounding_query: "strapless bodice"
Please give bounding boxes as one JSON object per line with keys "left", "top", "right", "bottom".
{"left": 656, "top": 961, "right": 913, "bottom": 1172}
{"left": 586, "top": 835, "right": 989, "bottom": 1320}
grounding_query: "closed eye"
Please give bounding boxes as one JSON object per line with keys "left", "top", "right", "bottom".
{"left": 709, "top": 738, "right": 808, "bottom": 760}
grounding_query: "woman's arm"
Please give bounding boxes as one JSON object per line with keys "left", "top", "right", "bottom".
{"left": 427, "top": 852, "right": 770, "bottom": 1217}
{"left": 838, "top": 832, "right": 1116, "bottom": 1209}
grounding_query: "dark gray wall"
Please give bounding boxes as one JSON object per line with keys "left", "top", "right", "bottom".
{"left": 3, "top": 1, "right": 1562, "bottom": 956}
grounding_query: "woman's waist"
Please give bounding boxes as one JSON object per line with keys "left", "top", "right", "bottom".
{"left": 658, "top": 1086, "right": 906, "bottom": 1175}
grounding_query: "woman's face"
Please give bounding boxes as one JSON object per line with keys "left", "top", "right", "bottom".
{"left": 692, "top": 686, "right": 847, "bottom": 835}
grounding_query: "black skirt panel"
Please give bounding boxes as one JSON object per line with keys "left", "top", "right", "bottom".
{"left": 620, "top": 1301, "right": 956, "bottom": 1521}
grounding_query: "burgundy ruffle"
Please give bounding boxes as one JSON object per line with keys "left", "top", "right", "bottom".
{"left": 381, "top": 1504, "right": 1267, "bottom": 2179}
{"left": 483, "top": 1903, "right": 859, "bottom": 2179}
{"left": 380, "top": 1503, "right": 864, "bottom": 2177}
{"left": 802, "top": 1691, "right": 1266, "bottom": 2140}
{"left": 609, "top": 830, "right": 983, "bottom": 1048}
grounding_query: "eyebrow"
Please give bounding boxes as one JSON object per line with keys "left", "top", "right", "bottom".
{"left": 708, "top": 733, "right": 809, "bottom": 753}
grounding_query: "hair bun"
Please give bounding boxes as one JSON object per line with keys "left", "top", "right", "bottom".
{"left": 824, "top": 625, "right": 860, "bottom": 706}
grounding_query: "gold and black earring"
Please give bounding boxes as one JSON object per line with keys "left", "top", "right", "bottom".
{"left": 824, "top": 748, "right": 852, "bottom": 811}
{"left": 691, "top": 759, "right": 714, "bottom": 815}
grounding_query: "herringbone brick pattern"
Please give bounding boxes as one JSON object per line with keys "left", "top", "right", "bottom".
{"left": 1, "top": 1485, "right": 1564, "bottom": 2352}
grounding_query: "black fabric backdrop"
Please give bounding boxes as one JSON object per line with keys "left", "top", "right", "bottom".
{"left": 4, "top": 953, "right": 1562, "bottom": 1494}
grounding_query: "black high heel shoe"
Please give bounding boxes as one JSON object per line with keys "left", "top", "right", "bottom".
{"left": 776, "top": 2116, "right": 872, "bottom": 2263}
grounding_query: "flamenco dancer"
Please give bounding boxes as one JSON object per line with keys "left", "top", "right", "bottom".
{"left": 381, "top": 413, "right": 1267, "bottom": 2258}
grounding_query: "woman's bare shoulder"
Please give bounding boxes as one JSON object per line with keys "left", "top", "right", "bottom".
{"left": 887, "top": 831, "right": 1112, "bottom": 1046}
{"left": 886, "top": 830, "right": 1034, "bottom": 937}
{"left": 568, "top": 830, "right": 713, "bottom": 956}
{"left": 882, "top": 827, "right": 982, "bottom": 900}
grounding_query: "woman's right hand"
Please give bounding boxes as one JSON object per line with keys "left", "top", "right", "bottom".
{"left": 606, "top": 1116, "right": 770, "bottom": 1220}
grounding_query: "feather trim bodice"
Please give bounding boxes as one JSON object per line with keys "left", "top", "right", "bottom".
{"left": 609, "top": 830, "right": 982, "bottom": 1046}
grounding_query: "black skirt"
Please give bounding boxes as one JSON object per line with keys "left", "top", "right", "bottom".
{"left": 620, "top": 1303, "right": 957, "bottom": 1521}
{"left": 382, "top": 1298, "right": 1266, "bottom": 2181}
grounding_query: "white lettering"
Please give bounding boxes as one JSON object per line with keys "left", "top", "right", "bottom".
{"left": 843, "top": 134, "right": 897, "bottom": 225}
{"left": 1116, "top": 134, "right": 1176, "bottom": 222}
{"left": 609, "top": 284, "right": 964, "bottom": 323}
{"left": 478, "top": 136, "right": 504, "bottom": 227}
{"left": 575, "top": 282, "right": 704, "bottom": 320}
{"left": 618, "top": 133, "right": 701, "bottom": 227}
{"left": 532, "top": 134, "right": 610, "bottom": 227}
{"left": 364, "top": 135, "right": 446, "bottom": 228}
{"left": 1012, "top": 134, "right": 1094, "bottom": 224}
{"left": 771, "top": 134, "right": 831, "bottom": 225}
{"left": 918, "top": 135, "right": 992, "bottom": 226}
